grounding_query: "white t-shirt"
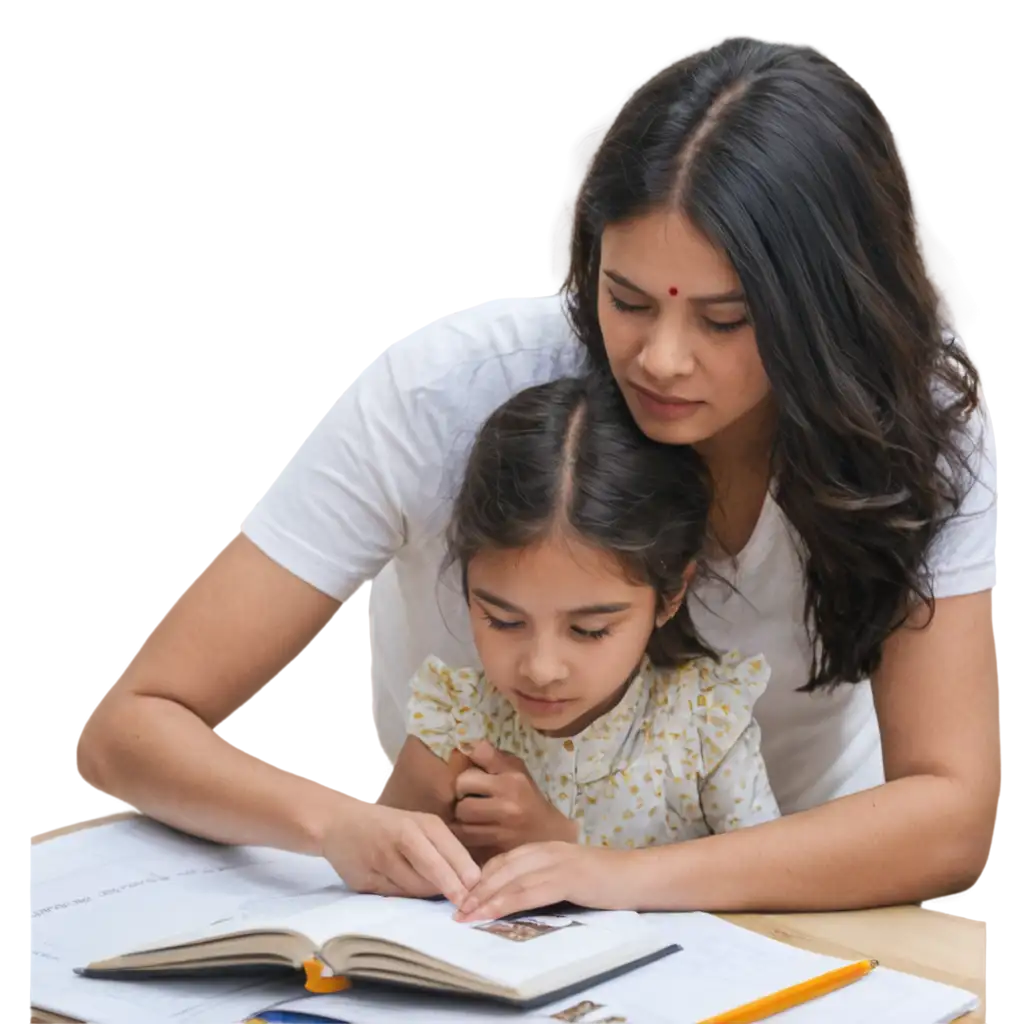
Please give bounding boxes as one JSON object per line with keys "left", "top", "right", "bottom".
{"left": 241, "top": 295, "right": 997, "bottom": 814}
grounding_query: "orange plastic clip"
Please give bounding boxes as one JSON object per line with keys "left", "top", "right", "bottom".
{"left": 302, "top": 957, "right": 351, "bottom": 994}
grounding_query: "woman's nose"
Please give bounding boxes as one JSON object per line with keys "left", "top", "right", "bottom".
{"left": 637, "top": 317, "right": 697, "bottom": 380}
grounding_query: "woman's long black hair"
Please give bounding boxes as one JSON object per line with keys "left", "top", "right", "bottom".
{"left": 565, "top": 37, "right": 982, "bottom": 690}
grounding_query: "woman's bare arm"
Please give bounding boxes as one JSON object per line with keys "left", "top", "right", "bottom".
{"left": 624, "top": 590, "right": 998, "bottom": 910}
{"left": 78, "top": 534, "right": 351, "bottom": 854}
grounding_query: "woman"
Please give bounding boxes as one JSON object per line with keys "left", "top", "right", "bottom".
{"left": 77, "top": 36, "right": 998, "bottom": 915}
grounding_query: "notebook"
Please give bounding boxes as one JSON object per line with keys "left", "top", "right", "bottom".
{"left": 258, "top": 912, "right": 980, "bottom": 1024}
{"left": 76, "top": 892, "right": 678, "bottom": 1010}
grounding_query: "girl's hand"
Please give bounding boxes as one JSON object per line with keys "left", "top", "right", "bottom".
{"left": 322, "top": 801, "right": 481, "bottom": 905}
{"left": 378, "top": 737, "right": 465, "bottom": 822}
{"left": 451, "top": 741, "right": 578, "bottom": 853}
{"left": 453, "top": 841, "right": 629, "bottom": 922}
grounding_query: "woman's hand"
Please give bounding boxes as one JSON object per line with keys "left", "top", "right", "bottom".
{"left": 322, "top": 801, "right": 481, "bottom": 905}
{"left": 454, "top": 841, "right": 631, "bottom": 922}
{"left": 451, "top": 741, "right": 578, "bottom": 854}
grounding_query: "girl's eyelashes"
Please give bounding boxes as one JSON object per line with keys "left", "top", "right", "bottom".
{"left": 483, "top": 612, "right": 523, "bottom": 631}
{"left": 480, "top": 610, "right": 611, "bottom": 640}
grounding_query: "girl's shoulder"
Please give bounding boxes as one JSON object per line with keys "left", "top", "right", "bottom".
{"left": 647, "top": 651, "right": 771, "bottom": 733}
{"left": 409, "top": 655, "right": 485, "bottom": 710}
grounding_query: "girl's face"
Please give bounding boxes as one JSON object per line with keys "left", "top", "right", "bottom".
{"left": 597, "top": 209, "right": 772, "bottom": 451}
{"left": 466, "top": 535, "right": 679, "bottom": 737}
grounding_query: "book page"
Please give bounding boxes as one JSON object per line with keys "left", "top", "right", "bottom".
{"left": 316, "top": 903, "right": 663, "bottom": 989}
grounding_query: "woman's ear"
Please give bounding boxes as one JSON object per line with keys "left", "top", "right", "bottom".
{"left": 655, "top": 562, "right": 697, "bottom": 628}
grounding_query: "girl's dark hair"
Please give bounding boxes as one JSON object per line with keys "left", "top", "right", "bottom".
{"left": 447, "top": 372, "right": 713, "bottom": 667}
{"left": 565, "top": 37, "right": 981, "bottom": 690}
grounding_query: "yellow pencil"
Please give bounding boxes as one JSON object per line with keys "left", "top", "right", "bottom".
{"left": 697, "top": 958, "right": 879, "bottom": 1024}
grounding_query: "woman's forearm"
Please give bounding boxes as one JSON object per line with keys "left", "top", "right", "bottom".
{"left": 78, "top": 693, "right": 358, "bottom": 856}
{"left": 626, "top": 775, "right": 993, "bottom": 912}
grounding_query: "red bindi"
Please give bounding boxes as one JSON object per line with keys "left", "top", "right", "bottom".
{"left": 668, "top": 286, "right": 678, "bottom": 296}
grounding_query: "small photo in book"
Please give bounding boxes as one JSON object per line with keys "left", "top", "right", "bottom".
{"left": 550, "top": 1000, "right": 604, "bottom": 1021}
{"left": 473, "top": 915, "right": 582, "bottom": 942}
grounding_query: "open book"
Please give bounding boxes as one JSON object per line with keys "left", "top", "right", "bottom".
{"left": 76, "top": 890, "right": 678, "bottom": 1009}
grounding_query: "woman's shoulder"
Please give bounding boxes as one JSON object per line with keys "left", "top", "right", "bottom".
{"left": 926, "top": 388, "right": 996, "bottom": 596}
{"left": 380, "top": 294, "right": 583, "bottom": 404}
{"left": 340, "top": 294, "right": 584, "bottom": 509}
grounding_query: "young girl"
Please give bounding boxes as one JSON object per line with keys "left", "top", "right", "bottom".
{"left": 378, "top": 372, "right": 779, "bottom": 860}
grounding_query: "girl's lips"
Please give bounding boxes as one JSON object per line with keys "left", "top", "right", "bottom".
{"left": 513, "top": 691, "right": 575, "bottom": 714}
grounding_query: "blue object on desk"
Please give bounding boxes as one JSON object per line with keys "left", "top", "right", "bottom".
{"left": 248, "top": 1013, "right": 347, "bottom": 1023}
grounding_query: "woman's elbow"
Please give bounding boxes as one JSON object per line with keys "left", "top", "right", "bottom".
{"left": 77, "top": 701, "right": 126, "bottom": 794}
{"left": 933, "top": 791, "right": 998, "bottom": 896}
{"left": 77, "top": 715, "right": 107, "bottom": 790}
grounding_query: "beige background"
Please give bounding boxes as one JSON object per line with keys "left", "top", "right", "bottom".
{"left": 8, "top": 12, "right": 1024, "bottom": 1019}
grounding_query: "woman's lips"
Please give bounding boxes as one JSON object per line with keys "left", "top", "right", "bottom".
{"left": 629, "top": 383, "right": 705, "bottom": 420}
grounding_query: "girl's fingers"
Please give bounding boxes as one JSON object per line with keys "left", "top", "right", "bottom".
{"left": 458, "top": 869, "right": 555, "bottom": 922}
{"left": 453, "top": 795, "right": 505, "bottom": 824}
{"left": 450, "top": 821, "right": 502, "bottom": 846}
{"left": 454, "top": 768, "right": 501, "bottom": 799}
{"left": 456, "top": 848, "right": 539, "bottom": 918}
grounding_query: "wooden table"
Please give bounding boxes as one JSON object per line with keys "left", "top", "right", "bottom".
{"left": 720, "top": 907, "right": 984, "bottom": 1021}
{"left": 31, "top": 814, "right": 986, "bottom": 1022}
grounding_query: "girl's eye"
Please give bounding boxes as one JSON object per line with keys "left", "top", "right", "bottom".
{"left": 571, "top": 625, "right": 611, "bottom": 640}
{"left": 483, "top": 613, "right": 523, "bottom": 631}
{"left": 704, "top": 316, "right": 749, "bottom": 333}
{"left": 608, "top": 291, "right": 650, "bottom": 314}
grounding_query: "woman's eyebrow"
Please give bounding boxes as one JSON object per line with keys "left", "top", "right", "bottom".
{"left": 603, "top": 268, "right": 744, "bottom": 305}
{"left": 692, "top": 290, "right": 745, "bottom": 305}
{"left": 603, "top": 269, "right": 648, "bottom": 295}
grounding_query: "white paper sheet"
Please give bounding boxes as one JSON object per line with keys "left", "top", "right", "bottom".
{"left": 32, "top": 817, "right": 340, "bottom": 1023}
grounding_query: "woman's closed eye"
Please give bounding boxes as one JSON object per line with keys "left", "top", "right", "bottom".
{"left": 608, "top": 291, "right": 650, "bottom": 314}
{"left": 704, "top": 315, "right": 749, "bottom": 333}
{"left": 609, "top": 288, "right": 748, "bottom": 332}
{"left": 571, "top": 624, "right": 612, "bottom": 640}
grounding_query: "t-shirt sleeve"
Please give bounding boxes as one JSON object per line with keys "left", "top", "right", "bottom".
{"left": 406, "top": 657, "right": 487, "bottom": 762}
{"left": 239, "top": 297, "right": 579, "bottom": 603}
{"left": 693, "top": 652, "right": 781, "bottom": 832}
{"left": 928, "top": 398, "right": 997, "bottom": 598}
{"left": 240, "top": 346, "right": 422, "bottom": 602}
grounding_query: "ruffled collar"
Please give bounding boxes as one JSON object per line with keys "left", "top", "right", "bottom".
{"left": 491, "top": 657, "right": 657, "bottom": 785}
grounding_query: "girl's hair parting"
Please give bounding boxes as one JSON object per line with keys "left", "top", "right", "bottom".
{"left": 446, "top": 371, "right": 713, "bottom": 665}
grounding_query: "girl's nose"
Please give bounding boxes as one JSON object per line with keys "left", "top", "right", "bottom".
{"left": 521, "top": 636, "right": 569, "bottom": 688}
